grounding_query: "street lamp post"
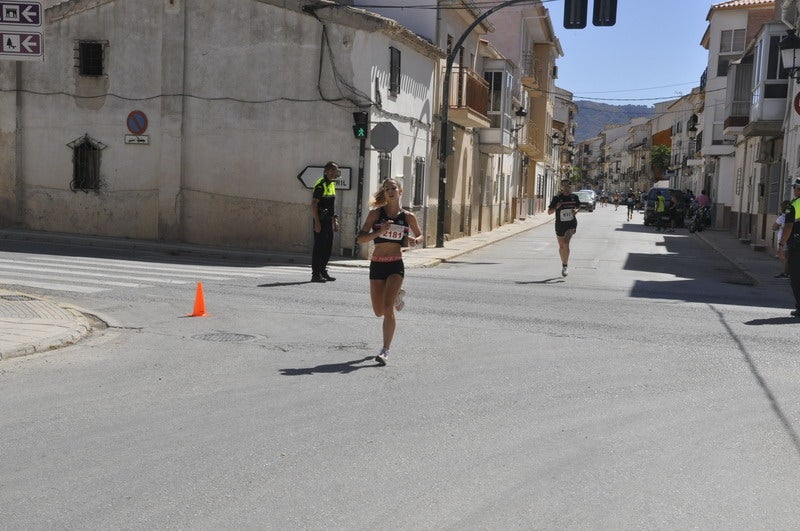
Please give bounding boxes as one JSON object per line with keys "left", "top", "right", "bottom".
{"left": 513, "top": 107, "right": 528, "bottom": 216}
{"left": 779, "top": 29, "right": 800, "bottom": 81}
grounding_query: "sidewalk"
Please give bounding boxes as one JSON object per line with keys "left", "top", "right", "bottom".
{"left": 0, "top": 217, "right": 789, "bottom": 360}
{"left": 693, "top": 228, "right": 787, "bottom": 288}
{"left": 335, "top": 213, "right": 553, "bottom": 269}
{"left": 0, "top": 289, "right": 93, "bottom": 360}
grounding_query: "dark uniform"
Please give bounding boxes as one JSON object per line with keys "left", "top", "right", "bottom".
{"left": 784, "top": 196, "right": 800, "bottom": 314}
{"left": 312, "top": 176, "right": 336, "bottom": 280}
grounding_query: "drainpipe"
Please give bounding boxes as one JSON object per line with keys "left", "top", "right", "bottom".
{"left": 781, "top": 0, "right": 797, "bottom": 29}
{"left": 14, "top": 61, "right": 22, "bottom": 227}
{"left": 737, "top": 144, "right": 748, "bottom": 239}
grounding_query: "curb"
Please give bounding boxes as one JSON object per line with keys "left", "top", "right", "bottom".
{"left": 0, "top": 306, "right": 93, "bottom": 360}
{"left": 333, "top": 216, "right": 552, "bottom": 269}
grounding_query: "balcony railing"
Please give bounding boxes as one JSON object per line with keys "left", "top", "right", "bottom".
{"left": 723, "top": 100, "right": 749, "bottom": 131}
{"left": 446, "top": 66, "right": 489, "bottom": 117}
{"left": 519, "top": 121, "right": 543, "bottom": 159}
{"left": 520, "top": 52, "right": 539, "bottom": 90}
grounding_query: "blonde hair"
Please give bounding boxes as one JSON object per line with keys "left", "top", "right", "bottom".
{"left": 370, "top": 178, "right": 402, "bottom": 208}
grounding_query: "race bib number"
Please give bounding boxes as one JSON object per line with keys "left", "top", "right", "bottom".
{"left": 559, "top": 209, "right": 574, "bottom": 222}
{"left": 383, "top": 223, "right": 406, "bottom": 241}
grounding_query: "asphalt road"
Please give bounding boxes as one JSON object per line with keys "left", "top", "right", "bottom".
{"left": 1, "top": 206, "right": 799, "bottom": 529}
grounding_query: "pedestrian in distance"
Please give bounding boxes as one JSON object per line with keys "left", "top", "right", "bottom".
{"left": 777, "top": 179, "right": 800, "bottom": 317}
{"left": 357, "top": 178, "right": 422, "bottom": 366}
{"left": 695, "top": 189, "right": 711, "bottom": 209}
{"left": 773, "top": 200, "right": 791, "bottom": 278}
{"left": 310, "top": 161, "right": 340, "bottom": 283}
{"left": 654, "top": 190, "right": 666, "bottom": 232}
{"left": 666, "top": 191, "right": 681, "bottom": 233}
{"left": 684, "top": 189, "right": 695, "bottom": 214}
{"left": 626, "top": 189, "right": 635, "bottom": 221}
{"left": 547, "top": 179, "right": 580, "bottom": 277}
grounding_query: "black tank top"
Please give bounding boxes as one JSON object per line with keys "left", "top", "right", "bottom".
{"left": 373, "top": 208, "right": 409, "bottom": 245}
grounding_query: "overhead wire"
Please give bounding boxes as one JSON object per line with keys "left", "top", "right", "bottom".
{"left": 0, "top": 1, "right": 710, "bottom": 116}
{"left": 316, "top": 0, "right": 708, "bottom": 103}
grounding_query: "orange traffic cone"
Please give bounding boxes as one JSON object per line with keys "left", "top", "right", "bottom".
{"left": 188, "top": 282, "right": 208, "bottom": 317}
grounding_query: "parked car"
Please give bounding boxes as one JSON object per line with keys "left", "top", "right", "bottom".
{"left": 576, "top": 191, "right": 596, "bottom": 212}
{"left": 578, "top": 189, "right": 597, "bottom": 201}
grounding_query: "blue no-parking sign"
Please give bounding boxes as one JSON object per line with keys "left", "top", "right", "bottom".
{"left": 126, "top": 110, "right": 148, "bottom": 135}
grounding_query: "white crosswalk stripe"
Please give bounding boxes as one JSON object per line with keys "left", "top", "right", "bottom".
{"left": 0, "top": 253, "right": 352, "bottom": 294}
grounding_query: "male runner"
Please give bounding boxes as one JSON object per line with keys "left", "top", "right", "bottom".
{"left": 547, "top": 179, "right": 580, "bottom": 277}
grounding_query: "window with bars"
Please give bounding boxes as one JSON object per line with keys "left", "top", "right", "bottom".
{"left": 68, "top": 135, "right": 105, "bottom": 192}
{"left": 389, "top": 47, "right": 401, "bottom": 96}
{"left": 78, "top": 41, "right": 105, "bottom": 76}
{"left": 378, "top": 152, "right": 392, "bottom": 182}
{"left": 413, "top": 157, "right": 425, "bottom": 206}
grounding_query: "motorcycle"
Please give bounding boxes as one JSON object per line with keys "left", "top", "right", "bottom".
{"left": 688, "top": 204, "right": 712, "bottom": 233}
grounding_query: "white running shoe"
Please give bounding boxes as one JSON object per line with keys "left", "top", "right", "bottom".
{"left": 561, "top": 265, "right": 568, "bottom": 277}
{"left": 375, "top": 348, "right": 389, "bottom": 366}
{"left": 394, "top": 289, "right": 406, "bottom": 312}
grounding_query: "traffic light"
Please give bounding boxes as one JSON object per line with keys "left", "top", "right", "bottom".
{"left": 352, "top": 111, "right": 369, "bottom": 139}
{"left": 593, "top": 0, "right": 617, "bottom": 26}
{"left": 563, "top": 0, "right": 588, "bottom": 29}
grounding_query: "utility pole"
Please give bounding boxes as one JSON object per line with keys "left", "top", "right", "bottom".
{"left": 352, "top": 111, "right": 369, "bottom": 257}
{"left": 436, "top": 0, "right": 533, "bottom": 248}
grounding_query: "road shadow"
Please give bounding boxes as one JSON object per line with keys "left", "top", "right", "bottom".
{"left": 744, "top": 316, "right": 800, "bottom": 326}
{"left": 515, "top": 277, "right": 565, "bottom": 284}
{"left": 259, "top": 280, "right": 315, "bottom": 287}
{"left": 615, "top": 221, "right": 689, "bottom": 234}
{"left": 443, "top": 261, "right": 501, "bottom": 265}
{"left": 280, "top": 356, "right": 380, "bottom": 375}
{"left": 616, "top": 233, "right": 790, "bottom": 310}
{"left": 616, "top": 222, "right": 665, "bottom": 234}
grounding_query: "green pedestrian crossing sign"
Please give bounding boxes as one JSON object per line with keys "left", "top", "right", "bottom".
{"left": 352, "top": 111, "right": 369, "bottom": 139}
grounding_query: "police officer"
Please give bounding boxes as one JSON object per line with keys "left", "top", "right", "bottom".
{"left": 654, "top": 190, "right": 666, "bottom": 232}
{"left": 310, "top": 161, "right": 340, "bottom": 282}
{"left": 778, "top": 178, "right": 800, "bottom": 317}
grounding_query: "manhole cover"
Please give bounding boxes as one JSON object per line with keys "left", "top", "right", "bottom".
{"left": 0, "top": 294, "right": 38, "bottom": 302}
{"left": 192, "top": 332, "right": 256, "bottom": 343}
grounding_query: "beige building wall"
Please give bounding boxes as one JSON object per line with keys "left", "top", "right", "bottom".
{"left": 0, "top": 0, "right": 440, "bottom": 255}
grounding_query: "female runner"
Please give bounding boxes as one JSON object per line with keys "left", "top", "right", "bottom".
{"left": 357, "top": 178, "right": 422, "bottom": 366}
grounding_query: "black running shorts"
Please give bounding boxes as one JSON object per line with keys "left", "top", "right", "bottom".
{"left": 369, "top": 259, "right": 405, "bottom": 280}
{"left": 555, "top": 221, "right": 577, "bottom": 237}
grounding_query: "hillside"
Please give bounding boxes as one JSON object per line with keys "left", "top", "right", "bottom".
{"left": 574, "top": 101, "right": 654, "bottom": 142}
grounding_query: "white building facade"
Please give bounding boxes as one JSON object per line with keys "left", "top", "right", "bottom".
{"left": 0, "top": 0, "right": 442, "bottom": 257}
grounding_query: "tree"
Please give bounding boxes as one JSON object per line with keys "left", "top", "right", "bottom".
{"left": 650, "top": 145, "right": 671, "bottom": 180}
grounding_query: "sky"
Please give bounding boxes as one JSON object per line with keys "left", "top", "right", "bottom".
{"left": 544, "top": 0, "right": 716, "bottom": 106}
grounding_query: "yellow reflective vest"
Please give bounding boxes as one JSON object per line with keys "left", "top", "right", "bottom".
{"left": 655, "top": 195, "right": 665, "bottom": 213}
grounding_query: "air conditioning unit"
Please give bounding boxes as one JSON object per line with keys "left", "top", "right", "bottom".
{"left": 755, "top": 139, "right": 773, "bottom": 164}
